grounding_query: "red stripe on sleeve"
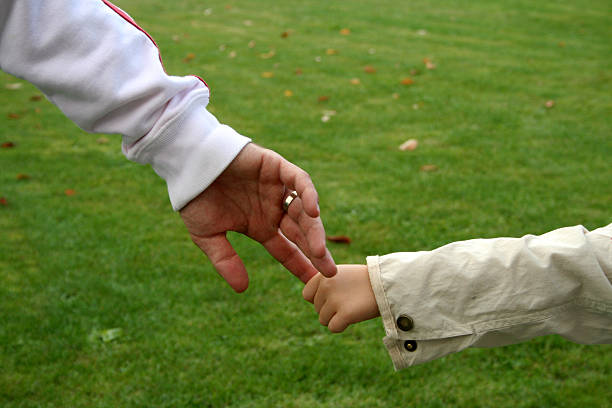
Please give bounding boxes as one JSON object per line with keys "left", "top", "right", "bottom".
{"left": 101, "top": 0, "right": 210, "bottom": 92}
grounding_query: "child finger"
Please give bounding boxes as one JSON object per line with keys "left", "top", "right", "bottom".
{"left": 328, "top": 315, "right": 349, "bottom": 333}
{"left": 302, "top": 273, "right": 322, "bottom": 303}
{"left": 313, "top": 282, "right": 328, "bottom": 313}
{"left": 318, "top": 303, "right": 335, "bottom": 327}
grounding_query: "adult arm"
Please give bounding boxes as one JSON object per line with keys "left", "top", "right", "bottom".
{"left": 0, "top": 0, "right": 336, "bottom": 290}
{"left": 0, "top": 0, "right": 250, "bottom": 210}
{"left": 367, "top": 224, "right": 612, "bottom": 370}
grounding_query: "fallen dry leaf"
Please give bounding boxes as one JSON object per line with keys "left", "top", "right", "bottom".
{"left": 183, "top": 52, "right": 196, "bottom": 62}
{"left": 350, "top": 78, "right": 361, "bottom": 85}
{"left": 1, "top": 142, "right": 15, "bottom": 148}
{"left": 326, "top": 49, "right": 338, "bottom": 55}
{"left": 327, "top": 235, "right": 352, "bottom": 244}
{"left": 261, "top": 72, "right": 274, "bottom": 78}
{"left": 392, "top": 93, "right": 400, "bottom": 100}
{"left": 5, "top": 83, "right": 22, "bottom": 90}
{"left": 339, "top": 28, "right": 351, "bottom": 35}
{"left": 399, "top": 139, "right": 418, "bottom": 151}
{"left": 243, "top": 20, "right": 253, "bottom": 26}
{"left": 420, "top": 164, "right": 438, "bottom": 172}
{"left": 97, "top": 137, "right": 109, "bottom": 144}
{"left": 281, "top": 31, "right": 289, "bottom": 38}
{"left": 260, "top": 49, "right": 276, "bottom": 59}
{"left": 318, "top": 95, "right": 329, "bottom": 102}
{"left": 545, "top": 100, "right": 555, "bottom": 108}
{"left": 16, "top": 173, "right": 30, "bottom": 180}
{"left": 30, "top": 95, "right": 43, "bottom": 102}
{"left": 401, "top": 77, "right": 414, "bottom": 86}
{"left": 284, "top": 90, "right": 293, "bottom": 97}
{"left": 364, "top": 65, "right": 377, "bottom": 74}
{"left": 64, "top": 189, "right": 76, "bottom": 196}
{"left": 225, "top": 4, "right": 233, "bottom": 10}
{"left": 418, "top": 57, "right": 436, "bottom": 70}
{"left": 558, "top": 41, "right": 566, "bottom": 47}
{"left": 0, "top": 197, "right": 7, "bottom": 206}
{"left": 248, "top": 40, "right": 256, "bottom": 48}
{"left": 228, "top": 51, "right": 237, "bottom": 58}
{"left": 8, "top": 113, "right": 20, "bottom": 119}
{"left": 321, "top": 109, "right": 337, "bottom": 123}
{"left": 295, "top": 68, "right": 303, "bottom": 75}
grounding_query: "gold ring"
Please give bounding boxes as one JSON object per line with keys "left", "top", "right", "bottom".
{"left": 283, "top": 191, "right": 298, "bottom": 212}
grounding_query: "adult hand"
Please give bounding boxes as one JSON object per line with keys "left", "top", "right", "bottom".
{"left": 180, "top": 143, "right": 336, "bottom": 292}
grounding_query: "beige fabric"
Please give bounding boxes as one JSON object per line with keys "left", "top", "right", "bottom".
{"left": 367, "top": 224, "right": 612, "bottom": 370}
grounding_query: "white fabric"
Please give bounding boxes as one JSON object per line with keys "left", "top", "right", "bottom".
{"left": 0, "top": 0, "right": 251, "bottom": 210}
{"left": 367, "top": 224, "right": 612, "bottom": 370}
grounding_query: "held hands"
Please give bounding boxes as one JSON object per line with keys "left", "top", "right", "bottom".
{"left": 180, "top": 143, "right": 336, "bottom": 292}
{"left": 303, "top": 264, "right": 380, "bottom": 333}
{"left": 179, "top": 142, "right": 377, "bottom": 333}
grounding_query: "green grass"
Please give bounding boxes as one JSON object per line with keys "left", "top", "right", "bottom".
{"left": 1, "top": 0, "right": 611, "bottom": 406}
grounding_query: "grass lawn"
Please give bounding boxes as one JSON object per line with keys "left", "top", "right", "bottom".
{"left": 1, "top": 0, "right": 611, "bottom": 406}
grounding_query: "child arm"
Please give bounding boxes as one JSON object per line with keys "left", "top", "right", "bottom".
{"left": 303, "top": 224, "right": 612, "bottom": 371}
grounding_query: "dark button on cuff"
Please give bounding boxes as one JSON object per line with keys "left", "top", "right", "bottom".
{"left": 396, "top": 315, "right": 414, "bottom": 332}
{"left": 404, "top": 340, "right": 417, "bottom": 352}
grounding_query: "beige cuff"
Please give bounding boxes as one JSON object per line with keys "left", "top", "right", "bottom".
{"left": 367, "top": 256, "right": 410, "bottom": 370}
{"left": 367, "top": 255, "right": 476, "bottom": 370}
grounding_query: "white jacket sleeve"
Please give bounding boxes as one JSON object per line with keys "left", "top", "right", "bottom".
{"left": 0, "top": 0, "right": 251, "bottom": 210}
{"left": 367, "top": 224, "right": 612, "bottom": 370}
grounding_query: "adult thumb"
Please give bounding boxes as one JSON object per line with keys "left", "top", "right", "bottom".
{"left": 191, "top": 233, "right": 249, "bottom": 293}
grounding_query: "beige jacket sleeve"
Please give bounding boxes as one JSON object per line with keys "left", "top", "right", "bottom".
{"left": 367, "top": 224, "right": 612, "bottom": 370}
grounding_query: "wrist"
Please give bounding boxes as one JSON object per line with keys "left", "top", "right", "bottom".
{"left": 124, "top": 98, "right": 251, "bottom": 210}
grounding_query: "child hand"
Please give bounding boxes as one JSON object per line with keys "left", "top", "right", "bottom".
{"left": 302, "top": 264, "right": 380, "bottom": 333}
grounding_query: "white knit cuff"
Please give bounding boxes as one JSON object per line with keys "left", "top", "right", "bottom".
{"left": 124, "top": 96, "right": 251, "bottom": 210}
